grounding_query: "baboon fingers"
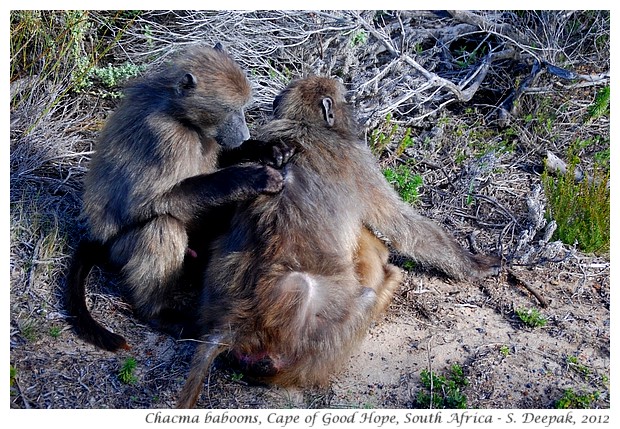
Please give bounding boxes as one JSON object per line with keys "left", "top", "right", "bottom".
{"left": 269, "top": 140, "right": 296, "bottom": 169}
{"left": 220, "top": 139, "right": 296, "bottom": 169}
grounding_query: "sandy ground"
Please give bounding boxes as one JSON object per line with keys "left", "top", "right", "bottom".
{"left": 9, "top": 255, "right": 609, "bottom": 411}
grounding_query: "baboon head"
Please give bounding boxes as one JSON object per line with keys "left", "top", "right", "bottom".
{"left": 272, "top": 76, "right": 360, "bottom": 138}
{"left": 172, "top": 44, "right": 252, "bottom": 148}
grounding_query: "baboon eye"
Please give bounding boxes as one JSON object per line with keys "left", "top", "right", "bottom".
{"left": 181, "top": 73, "right": 197, "bottom": 89}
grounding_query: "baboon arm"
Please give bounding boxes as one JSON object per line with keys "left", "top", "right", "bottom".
{"left": 218, "top": 139, "right": 295, "bottom": 169}
{"left": 365, "top": 176, "right": 500, "bottom": 280}
{"left": 157, "top": 164, "right": 283, "bottom": 224}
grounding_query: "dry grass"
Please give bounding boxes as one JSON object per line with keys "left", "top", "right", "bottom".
{"left": 10, "top": 11, "right": 609, "bottom": 410}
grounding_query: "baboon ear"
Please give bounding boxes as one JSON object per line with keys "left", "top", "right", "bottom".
{"left": 213, "top": 42, "right": 225, "bottom": 52}
{"left": 321, "top": 97, "right": 335, "bottom": 127}
{"left": 181, "top": 73, "right": 197, "bottom": 90}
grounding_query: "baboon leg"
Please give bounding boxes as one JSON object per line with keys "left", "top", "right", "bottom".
{"left": 261, "top": 272, "right": 329, "bottom": 333}
{"left": 393, "top": 208, "right": 500, "bottom": 279}
{"left": 258, "top": 271, "right": 378, "bottom": 387}
{"left": 109, "top": 216, "right": 187, "bottom": 321}
{"left": 262, "top": 271, "right": 378, "bottom": 337}
{"left": 373, "top": 265, "right": 403, "bottom": 317}
{"left": 354, "top": 228, "right": 403, "bottom": 318}
{"left": 365, "top": 179, "right": 501, "bottom": 280}
{"left": 355, "top": 228, "right": 393, "bottom": 291}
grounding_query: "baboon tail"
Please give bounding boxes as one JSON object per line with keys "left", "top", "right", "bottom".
{"left": 177, "top": 333, "right": 230, "bottom": 408}
{"left": 65, "top": 239, "right": 129, "bottom": 352}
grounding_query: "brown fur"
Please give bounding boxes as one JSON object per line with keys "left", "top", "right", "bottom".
{"left": 176, "top": 76, "right": 500, "bottom": 408}
{"left": 66, "top": 45, "right": 285, "bottom": 351}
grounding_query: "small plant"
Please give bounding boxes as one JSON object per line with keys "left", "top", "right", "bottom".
{"left": 76, "top": 62, "right": 147, "bottom": 97}
{"left": 10, "top": 11, "right": 91, "bottom": 88}
{"left": 370, "top": 113, "right": 399, "bottom": 156}
{"left": 542, "top": 149, "right": 610, "bottom": 254}
{"left": 383, "top": 165, "right": 423, "bottom": 204}
{"left": 18, "top": 318, "right": 38, "bottom": 342}
{"left": 395, "top": 127, "right": 414, "bottom": 157}
{"left": 555, "top": 388, "right": 599, "bottom": 409}
{"left": 499, "top": 345, "right": 510, "bottom": 357}
{"left": 118, "top": 356, "right": 138, "bottom": 385}
{"left": 515, "top": 307, "right": 547, "bottom": 328}
{"left": 402, "top": 260, "right": 417, "bottom": 271}
{"left": 566, "top": 355, "right": 591, "bottom": 379}
{"left": 351, "top": 29, "right": 368, "bottom": 46}
{"left": 91, "top": 62, "right": 147, "bottom": 89}
{"left": 586, "top": 85, "right": 610, "bottom": 121}
{"left": 49, "top": 325, "right": 62, "bottom": 339}
{"left": 370, "top": 115, "right": 419, "bottom": 160}
{"left": 10, "top": 365, "right": 17, "bottom": 387}
{"left": 416, "top": 364, "right": 469, "bottom": 409}
{"left": 593, "top": 147, "right": 610, "bottom": 167}
{"left": 230, "top": 371, "right": 244, "bottom": 382}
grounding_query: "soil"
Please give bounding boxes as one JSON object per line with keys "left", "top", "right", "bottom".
{"left": 9, "top": 254, "right": 610, "bottom": 410}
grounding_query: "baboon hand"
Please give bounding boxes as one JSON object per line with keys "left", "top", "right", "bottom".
{"left": 222, "top": 139, "right": 295, "bottom": 169}
{"left": 249, "top": 165, "right": 285, "bottom": 194}
{"left": 266, "top": 140, "right": 295, "bottom": 169}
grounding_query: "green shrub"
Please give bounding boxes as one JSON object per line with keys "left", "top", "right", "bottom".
{"left": 118, "top": 357, "right": 138, "bottom": 385}
{"left": 370, "top": 114, "right": 418, "bottom": 155}
{"left": 369, "top": 113, "right": 399, "bottom": 156}
{"left": 555, "top": 388, "right": 599, "bottom": 409}
{"left": 587, "top": 85, "right": 610, "bottom": 121}
{"left": 10, "top": 10, "right": 91, "bottom": 85}
{"left": 383, "top": 165, "right": 423, "bottom": 204}
{"left": 499, "top": 345, "right": 510, "bottom": 356}
{"left": 416, "top": 364, "right": 469, "bottom": 408}
{"left": 11, "top": 11, "right": 135, "bottom": 99}
{"left": 351, "top": 29, "right": 369, "bottom": 46}
{"left": 18, "top": 318, "right": 39, "bottom": 342}
{"left": 49, "top": 325, "right": 62, "bottom": 339}
{"left": 515, "top": 307, "right": 547, "bottom": 328}
{"left": 542, "top": 153, "right": 610, "bottom": 254}
{"left": 10, "top": 366, "right": 17, "bottom": 387}
{"left": 91, "top": 62, "right": 146, "bottom": 88}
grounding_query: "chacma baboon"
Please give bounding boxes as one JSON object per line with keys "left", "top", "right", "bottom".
{"left": 65, "top": 44, "right": 290, "bottom": 352}
{"left": 176, "top": 76, "right": 500, "bottom": 408}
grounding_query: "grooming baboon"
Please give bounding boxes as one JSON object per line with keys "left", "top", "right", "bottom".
{"left": 176, "top": 76, "right": 500, "bottom": 408}
{"left": 65, "top": 44, "right": 289, "bottom": 352}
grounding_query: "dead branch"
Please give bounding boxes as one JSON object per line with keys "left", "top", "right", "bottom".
{"left": 544, "top": 151, "right": 586, "bottom": 182}
{"left": 448, "top": 10, "right": 530, "bottom": 47}
{"left": 507, "top": 268, "right": 549, "bottom": 307}
{"left": 543, "top": 151, "right": 608, "bottom": 190}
